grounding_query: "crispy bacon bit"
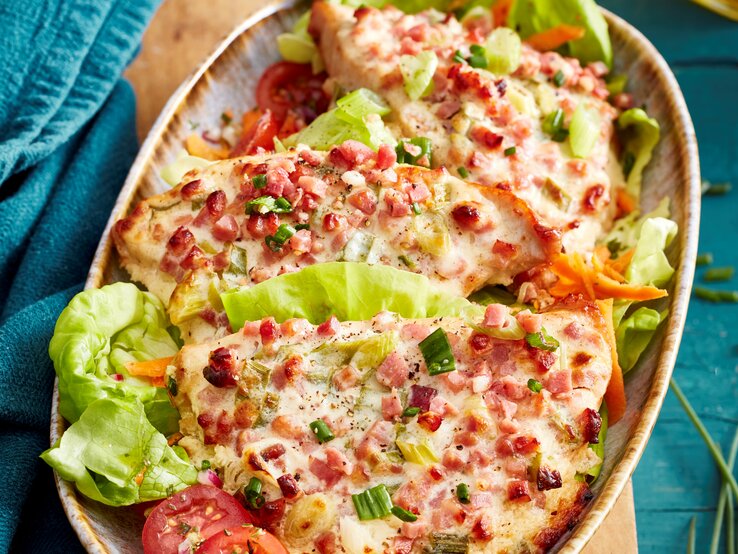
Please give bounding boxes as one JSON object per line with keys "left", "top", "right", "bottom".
{"left": 246, "top": 212, "right": 280, "bottom": 238}
{"left": 382, "top": 392, "right": 403, "bottom": 421}
{"left": 203, "top": 347, "right": 238, "bottom": 388}
{"left": 249, "top": 498, "right": 286, "bottom": 532}
{"left": 469, "top": 333, "right": 491, "bottom": 353}
{"left": 507, "top": 480, "right": 532, "bottom": 502}
{"left": 180, "top": 246, "right": 207, "bottom": 270}
{"left": 492, "top": 240, "right": 518, "bottom": 259}
{"left": 471, "top": 516, "right": 494, "bottom": 541}
{"left": 582, "top": 184, "right": 605, "bottom": 212}
{"left": 580, "top": 407, "right": 602, "bottom": 444}
{"left": 513, "top": 435, "right": 540, "bottom": 455}
{"left": 495, "top": 78, "right": 507, "bottom": 96}
{"left": 260, "top": 317, "right": 281, "bottom": 345}
{"left": 418, "top": 411, "right": 443, "bottom": 432}
{"left": 180, "top": 179, "right": 204, "bottom": 199}
{"left": 261, "top": 443, "right": 286, "bottom": 461}
{"left": 347, "top": 188, "right": 377, "bottom": 215}
{"left": 317, "top": 315, "right": 340, "bottom": 336}
{"left": 448, "top": 65, "right": 493, "bottom": 99}
{"left": 528, "top": 346, "right": 557, "bottom": 373}
{"left": 573, "top": 351, "right": 593, "bottom": 367}
{"left": 429, "top": 466, "right": 444, "bottom": 481}
{"left": 167, "top": 226, "right": 195, "bottom": 256}
{"left": 408, "top": 384, "right": 438, "bottom": 412}
{"left": 470, "top": 126, "right": 504, "bottom": 150}
{"left": 277, "top": 474, "right": 301, "bottom": 498}
{"left": 451, "top": 203, "right": 483, "bottom": 230}
{"left": 266, "top": 167, "right": 291, "bottom": 197}
{"left": 537, "top": 466, "right": 563, "bottom": 491}
{"left": 322, "top": 212, "right": 345, "bottom": 232}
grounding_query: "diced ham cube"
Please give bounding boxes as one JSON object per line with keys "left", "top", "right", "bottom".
{"left": 288, "top": 229, "right": 312, "bottom": 254}
{"left": 376, "top": 144, "right": 397, "bottom": 170}
{"left": 309, "top": 456, "right": 344, "bottom": 486}
{"left": 384, "top": 188, "right": 412, "bottom": 217}
{"left": 382, "top": 390, "right": 403, "bottom": 421}
{"left": 347, "top": 188, "right": 377, "bottom": 215}
{"left": 376, "top": 351, "right": 409, "bottom": 388}
{"left": 212, "top": 215, "right": 239, "bottom": 242}
{"left": 405, "top": 182, "right": 431, "bottom": 203}
{"left": 333, "top": 365, "right": 360, "bottom": 390}
{"left": 516, "top": 309, "right": 542, "bottom": 333}
{"left": 545, "top": 370, "right": 572, "bottom": 394}
{"left": 266, "top": 167, "right": 291, "bottom": 197}
{"left": 324, "top": 447, "right": 354, "bottom": 475}
{"left": 355, "top": 420, "right": 393, "bottom": 461}
{"left": 401, "top": 520, "right": 427, "bottom": 540}
{"left": 298, "top": 175, "right": 328, "bottom": 198}
{"left": 329, "top": 140, "right": 376, "bottom": 168}
{"left": 483, "top": 303, "right": 508, "bottom": 328}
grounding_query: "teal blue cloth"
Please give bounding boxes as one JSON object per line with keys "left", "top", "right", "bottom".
{"left": 600, "top": 1, "right": 738, "bottom": 551}
{"left": 0, "top": 0, "right": 158, "bottom": 551}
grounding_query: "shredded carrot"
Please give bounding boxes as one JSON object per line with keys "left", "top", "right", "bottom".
{"left": 492, "top": 0, "right": 514, "bottom": 27}
{"left": 525, "top": 24, "right": 586, "bottom": 51}
{"left": 185, "top": 134, "right": 228, "bottom": 161}
{"left": 549, "top": 252, "right": 667, "bottom": 302}
{"left": 608, "top": 248, "right": 635, "bottom": 276}
{"left": 596, "top": 299, "right": 626, "bottom": 424}
{"left": 125, "top": 357, "right": 173, "bottom": 378}
{"left": 134, "top": 466, "right": 147, "bottom": 486}
{"left": 616, "top": 188, "right": 637, "bottom": 216}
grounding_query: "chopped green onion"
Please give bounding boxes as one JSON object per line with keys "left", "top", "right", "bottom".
{"left": 553, "top": 70, "right": 565, "bottom": 87}
{"left": 396, "top": 137, "right": 433, "bottom": 166}
{"left": 352, "top": 484, "right": 393, "bottom": 520}
{"left": 400, "top": 50, "right": 438, "bottom": 101}
{"left": 525, "top": 327, "right": 560, "bottom": 352}
{"left": 467, "top": 44, "right": 488, "bottom": 69}
{"left": 527, "top": 378, "right": 543, "bottom": 393}
{"left": 166, "top": 376, "right": 178, "bottom": 397}
{"left": 398, "top": 254, "right": 416, "bottom": 269}
{"left": 412, "top": 202, "right": 422, "bottom": 215}
{"left": 542, "top": 109, "right": 566, "bottom": 138}
{"left": 456, "top": 483, "right": 471, "bottom": 504}
{"left": 704, "top": 267, "right": 734, "bottom": 282}
{"left": 693, "top": 287, "right": 738, "bottom": 303}
{"left": 419, "top": 328, "right": 456, "bottom": 375}
{"left": 294, "top": 223, "right": 310, "bottom": 231}
{"left": 670, "top": 378, "right": 738, "bottom": 499}
{"left": 265, "top": 224, "right": 296, "bottom": 252}
{"left": 687, "top": 516, "right": 696, "bottom": 554}
{"left": 702, "top": 180, "right": 732, "bottom": 196}
{"left": 246, "top": 195, "right": 293, "bottom": 215}
{"left": 484, "top": 27, "right": 521, "bottom": 75}
{"left": 504, "top": 146, "right": 516, "bottom": 156}
{"left": 391, "top": 506, "right": 418, "bottom": 522}
{"left": 396, "top": 440, "right": 439, "bottom": 465}
{"left": 201, "top": 459, "right": 211, "bottom": 470}
{"left": 402, "top": 406, "right": 420, "bottom": 417}
{"left": 252, "top": 174, "right": 267, "bottom": 189}
{"left": 309, "top": 419, "right": 335, "bottom": 443}
{"left": 244, "top": 477, "right": 265, "bottom": 509}
{"left": 569, "top": 104, "right": 601, "bottom": 159}
{"left": 696, "top": 253, "right": 714, "bottom": 266}
{"left": 453, "top": 50, "right": 466, "bottom": 64}
{"left": 710, "top": 427, "right": 738, "bottom": 554}
{"left": 457, "top": 166, "right": 469, "bottom": 178}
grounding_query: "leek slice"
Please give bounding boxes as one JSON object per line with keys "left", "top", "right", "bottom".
{"left": 485, "top": 27, "right": 522, "bottom": 75}
{"left": 160, "top": 150, "right": 212, "bottom": 187}
{"left": 399, "top": 51, "right": 438, "bottom": 101}
{"left": 569, "top": 103, "right": 601, "bottom": 158}
{"left": 396, "top": 440, "right": 439, "bottom": 465}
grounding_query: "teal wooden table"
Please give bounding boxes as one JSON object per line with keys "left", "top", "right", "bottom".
{"left": 599, "top": 1, "right": 738, "bottom": 551}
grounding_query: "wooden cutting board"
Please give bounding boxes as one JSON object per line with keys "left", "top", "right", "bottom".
{"left": 124, "top": 2, "right": 639, "bottom": 552}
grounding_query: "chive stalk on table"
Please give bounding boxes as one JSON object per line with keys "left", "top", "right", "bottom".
{"left": 693, "top": 287, "right": 738, "bottom": 303}
{"left": 687, "top": 516, "right": 697, "bottom": 554}
{"left": 709, "top": 426, "right": 738, "bottom": 554}
{"left": 703, "top": 266, "right": 735, "bottom": 282}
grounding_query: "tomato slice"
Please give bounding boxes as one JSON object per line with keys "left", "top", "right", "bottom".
{"left": 255, "top": 61, "right": 329, "bottom": 123}
{"left": 196, "top": 525, "right": 289, "bottom": 554}
{"left": 142, "top": 485, "right": 252, "bottom": 554}
{"left": 229, "top": 109, "right": 280, "bottom": 157}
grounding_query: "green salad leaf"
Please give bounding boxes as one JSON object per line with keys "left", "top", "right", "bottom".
{"left": 604, "top": 197, "right": 670, "bottom": 258}
{"left": 508, "top": 0, "right": 612, "bottom": 66}
{"left": 626, "top": 216, "right": 678, "bottom": 288}
{"left": 49, "top": 282, "right": 181, "bottom": 434}
{"left": 41, "top": 398, "right": 197, "bottom": 506}
{"left": 285, "top": 88, "right": 395, "bottom": 151}
{"left": 617, "top": 108, "right": 661, "bottom": 201}
{"left": 616, "top": 306, "right": 668, "bottom": 373}
{"left": 221, "top": 262, "right": 479, "bottom": 329}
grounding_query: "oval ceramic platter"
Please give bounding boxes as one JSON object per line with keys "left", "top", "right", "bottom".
{"left": 50, "top": 1, "right": 701, "bottom": 552}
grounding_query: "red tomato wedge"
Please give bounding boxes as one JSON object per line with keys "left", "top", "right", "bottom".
{"left": 142, "top": 485, "right": 252, "bottom": 554}
{"left": 196, "top": 525, "right": 288, "bottom": 554}
{"left": 229, "top": 109, "right": 280, "bottom": 157}
{"left": 255, "top": 61, "right": 329, "bottom": 123}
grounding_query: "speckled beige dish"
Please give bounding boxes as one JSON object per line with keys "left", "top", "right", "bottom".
{"left": 49, "top": 1, "right": 701, "bottom": 552}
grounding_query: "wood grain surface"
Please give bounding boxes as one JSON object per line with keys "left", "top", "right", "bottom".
{"left": 124, "top": 1, "right": 639, "bottom": 552}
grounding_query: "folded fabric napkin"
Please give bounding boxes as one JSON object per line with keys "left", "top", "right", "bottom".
{"left": 0, "top": 0, "right": 159, "bottom": 551}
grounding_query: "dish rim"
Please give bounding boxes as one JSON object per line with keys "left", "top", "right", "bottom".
{"left": 49, "top": 2, "right": 701, "bottom": 552}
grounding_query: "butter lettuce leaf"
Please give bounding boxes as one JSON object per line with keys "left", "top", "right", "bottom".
{"left": 41, "top": 398, "right": 197, "bottom": 506}
{"left": 617, "top": 108, "right": 661, "bottom": 201}
{"left": 221, "top": 262, "right": 478, "bottom": 329}
{"left": 508, "top": 0, "right": 612, "bottom": 66}
{"left": 49, "top": 282, "right": 180, "bottom": 434}
{"left": 626, "top": 216, "right": 678, "bottom": 288}
{"left": 616, "top": 307, "right": 668, "bottom": 373}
